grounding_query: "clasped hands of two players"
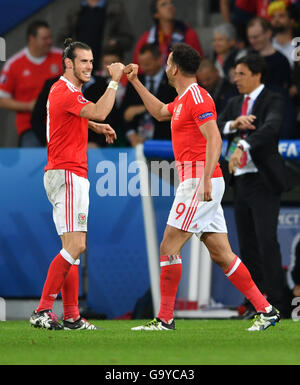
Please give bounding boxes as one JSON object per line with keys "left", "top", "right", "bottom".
{"left": 91, "top": 63, "right": 140, "bottom": 143}
{"left": 88, "top": 62, "right": 125, "bottom": 144}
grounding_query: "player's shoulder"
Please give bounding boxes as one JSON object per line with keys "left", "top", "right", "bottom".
{"left": 186, "top": 83, "right": 214, "bottom": 106}
{"left": 2, "top": 47, "right": 27, "bottom": 73}
{"left": 49, "top": 77, "right": 69, "bottom": 99}
{"left": 49, "top": 77, "right": 88, "bottom": 107}
{"left": 52, "top": 77, "right": 80, "bottom": 95}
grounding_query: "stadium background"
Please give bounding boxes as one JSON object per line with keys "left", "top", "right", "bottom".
{"left": 0, "top": 0, "right": 299, "bottom": 320}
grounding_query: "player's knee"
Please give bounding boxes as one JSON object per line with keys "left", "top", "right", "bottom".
{"left": 210, "top": 249, "right": 236, "bottom": 271}
{"left": 160, "top": 236, "right": 182, "bottom": 256}
{"left": 76, "top": 240, "right": 86, "bottom": 256}
{"left": 67, "top": 237, "right": 86, "bottom": 259}
{"left": 160, "top": 239, "right": 169, "bottom": 256}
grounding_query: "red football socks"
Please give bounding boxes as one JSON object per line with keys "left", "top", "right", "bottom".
{"left": 158, "top": 255, "right": 182, "bottom": 323}
{"left": 224, "top": 255, "right": 270, "bottom": 313}
{"left": 36, "top": 249, "right": 75, "bottom": 312}
{"left": 61, "top": 264, "right": 80, "bottom": 321}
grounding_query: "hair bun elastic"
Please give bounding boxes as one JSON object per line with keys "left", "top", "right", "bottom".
{"left": 63, "top": 38, "right": 73, "bottom": 49}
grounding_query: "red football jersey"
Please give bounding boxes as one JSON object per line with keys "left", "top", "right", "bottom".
{"left": 45, "top": 76, "right": 92, "bottom": 178}
{"left": 0, "top": 47, "right": 62, "bottom": 135}
{"left": 167, "top": 83, "right": 222, "bottom": 182}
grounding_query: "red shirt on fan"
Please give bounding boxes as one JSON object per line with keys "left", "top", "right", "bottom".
{"left": 167, "top": 83, "right": 223, "bottom": 182}
{"left": 0, "top": 47, "right": 62, "bottom": 136}
{"left": 45, "top": 76, "right": 92, "bottom": 178}
{"left": 235, "top": 0, "right": 271, "bottom": 19}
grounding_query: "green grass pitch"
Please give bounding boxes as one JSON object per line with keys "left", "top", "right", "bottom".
{"left": 0, "top": 319, "right": 299, "bottom": 365}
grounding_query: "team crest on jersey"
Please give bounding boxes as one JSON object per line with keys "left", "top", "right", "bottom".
{"left": 77, "top": 95, "right": 89, "bottom": 104}
{"left": 174, "top": 103, "right": 182, "bottom": 120}
{"left": 22, "top": 69, "right": 31, "bottom": 77}
{"left": 78, "top": 213, "right": 87, "bottom": 224}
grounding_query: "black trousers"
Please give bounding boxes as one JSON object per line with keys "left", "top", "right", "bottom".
{"left": 233, "top": 172, "right": 285, "bottom": 311}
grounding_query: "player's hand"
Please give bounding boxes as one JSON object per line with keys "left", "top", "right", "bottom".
{"left": 26, "top": 99, "right": 36, "bottom": 112}
{"left": 124, "top": 64, "right": 139, "bottom": 82}
{"left": 89, "top": 122, "right": 117, "bottom": 144}
{"left": 107, "top": 62, "right": 125, "bottom": 82}
{"left": 228, "top": 147, "right": 243, "bottom": 174}
{"left": 198, "top": 176, "right": 212, "bottom": 202}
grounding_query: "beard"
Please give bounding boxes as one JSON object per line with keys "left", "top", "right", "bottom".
{"left": 166, "top": 72, "right": 175, "bottom": 88}
{"left": 73, "top": 66, "right": 88, "bottom": 84}
{"left": 272, "top": 25, "right": 288, "bottom": 34}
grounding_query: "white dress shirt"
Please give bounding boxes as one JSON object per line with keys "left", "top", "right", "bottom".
{"left": 223, "top": 84, "right": 265, "bottom": 176}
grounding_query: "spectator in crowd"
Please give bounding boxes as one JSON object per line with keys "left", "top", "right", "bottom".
{"left": 57, "top": 0, "right": 134, "bottom": 69}
{"left": 212, "top": 23, "right": 246, "bottom": 82}
{"left": 219, "top": 0, "right": 272, "bottom": 47}
{"left": 247, "top": 16, "right": 296, "bottom": 138}
{"left": 0, "top": 20, "right": 62, "bottom": 147}
{"left": 268, "top": 0, "right": 299, "bottom": 68}
{"left": 31, "top": 44, "right": 127, "bottom": 147}
{"left": 247, "top": 17, "right": 291, "bottom": 90}
{"left": 133, "top": 0, "right": 204, "bottom": 69}
{"left": 218, "top": 54, "right": 290, "bottom": 318}
{"left": 197, "top": 58, "right": 238, "bottom": 114}
{"left": 123, "top": 43, "right": 177, "bottom": 146}
{"left": 289, "top": 54, "right": 300, "bottom": 138}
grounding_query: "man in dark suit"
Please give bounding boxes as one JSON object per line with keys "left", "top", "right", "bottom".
{"left": 122, "top": 43, "right": 177, "bottom": 146}
{"left": 218, "top": 54, "right": 290, "bottom": 317}
{"left": 197, "top": 58, "right": 238, "bottom": 115}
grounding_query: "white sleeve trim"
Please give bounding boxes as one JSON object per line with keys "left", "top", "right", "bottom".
{"left": 223, "top": 121, "right": 237, "bottom": 135}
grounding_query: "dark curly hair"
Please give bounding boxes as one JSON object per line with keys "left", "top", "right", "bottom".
{"left": 235, "top": 54, "right": 268, "bottom": 83}
{"left": 170, "top": 43, "right": 201, "bottom": 76}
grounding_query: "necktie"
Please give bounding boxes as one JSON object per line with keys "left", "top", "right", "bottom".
{"left": 241, "top": 95, "right": 250, "bottom": 116}
{"left": 240, "top": 95, "right": 251, "bottom": 142}
{"left": 149, "top": 77, "right": 155, "bottom": 94}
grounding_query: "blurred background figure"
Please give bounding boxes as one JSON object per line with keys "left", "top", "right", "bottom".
{"left": 123, "top": 43, "right": 177, "bottom": 146}
{"left": 247, "top": 17, "right": 291, "bottom": 90}
{"left": 219, "top": 0, "right": 273, "bottom": 48}
{"left": 268, "top": 0, "right": 299, "bottom": 69}
{"left": 289, "top": 51, "right": 300, "bottom": 138}
{"left": 246, "top": 16, "right": 295, "bottom": 138}
{"left": 57, "top": 0, "right": 134, "bottom": 69}
{"left": 197, "top": 58, "right": 238, "bottom": 114}
{"left": 0, "top": 20, "right": 62, "bottom": 147}
{"left": 212, "top": 23, "right": 246, "bottom": 82}
{"left": 133, "top": 0, "right": 204, "bottom": 69}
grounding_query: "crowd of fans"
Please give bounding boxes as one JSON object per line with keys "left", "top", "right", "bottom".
{"left": 0, "top": 0, "right": 300, "bottom": 147}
